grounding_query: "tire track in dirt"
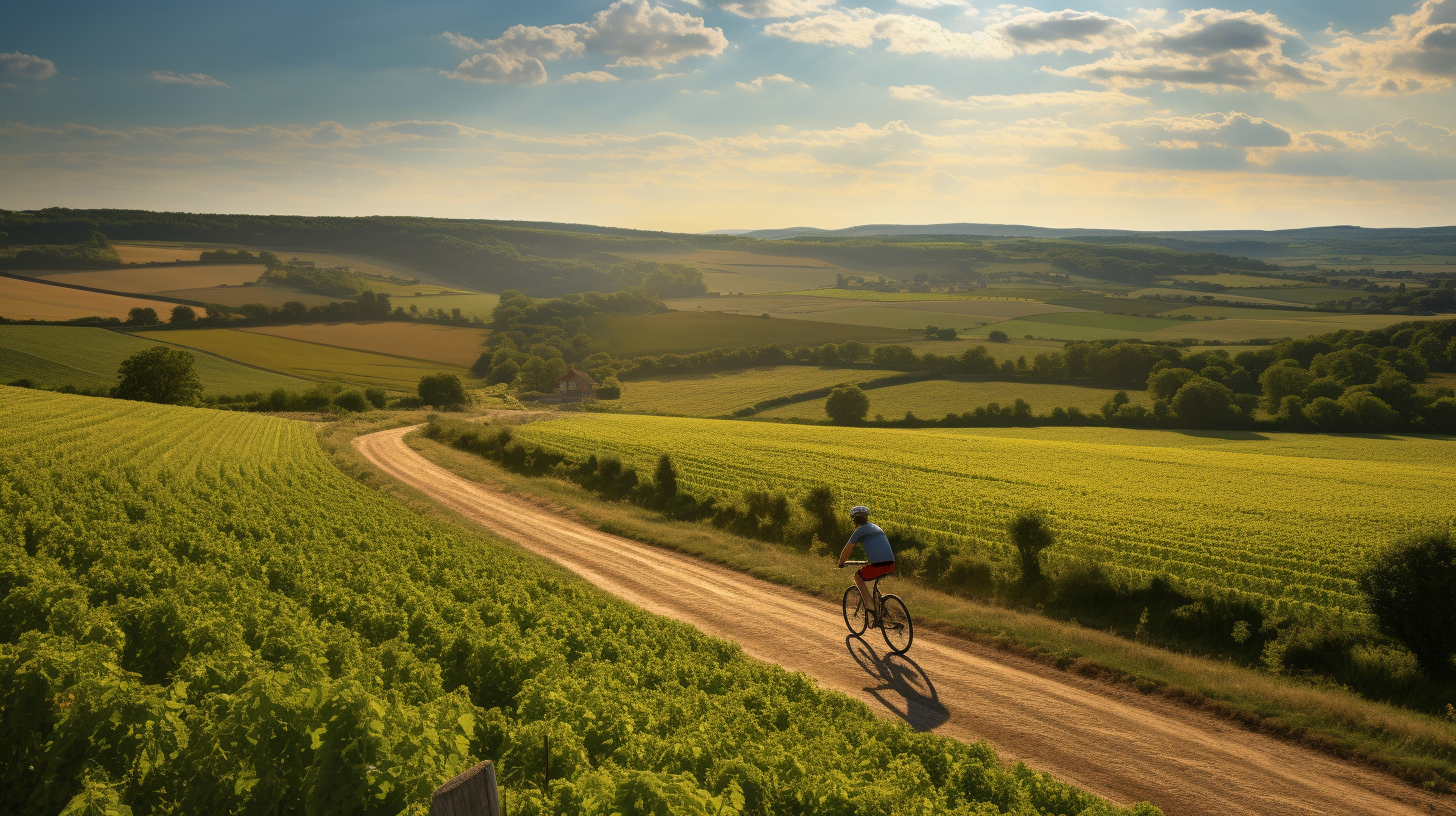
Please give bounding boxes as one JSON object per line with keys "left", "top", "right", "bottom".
{"left": 355, "top": 426, "right": 1453, "bottom": 816}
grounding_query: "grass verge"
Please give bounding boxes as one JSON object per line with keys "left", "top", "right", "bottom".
{"left": 386, "top": 423, "right": 1456, "bottom": 794}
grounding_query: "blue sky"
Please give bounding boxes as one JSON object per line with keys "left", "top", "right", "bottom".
{"left": 2, "top": 1, "right": 1453, "bottom": 231}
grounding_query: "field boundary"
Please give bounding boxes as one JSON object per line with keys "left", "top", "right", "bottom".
{"left": 0, "top": 270, "right": 208, "bottom": 307}
{"left": 107, "top": 328, "right": 330, "bottom": 385}
{"left": 233, "top": 324, "right": 487, "bottom": 368}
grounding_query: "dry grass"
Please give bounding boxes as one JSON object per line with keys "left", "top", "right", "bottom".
{"left": 37, "top": 264, "right": 266, "bottom": 293}
{"left": 159, "top": 284, "right": 342, "bottom": 308}
{"left": 0, "top": 276, "right": 180, "bottom": 321}
{"left": 240, "top": 322, "right": 490, "bottom": 367}
{"left": 111, "top": 243, "right": 204, "bottom": 264}
{"left": 618, "top": 366, "right": 900, "bottom": 416}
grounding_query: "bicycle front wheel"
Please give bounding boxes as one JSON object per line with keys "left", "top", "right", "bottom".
{"left": 879, "top": 594, "right": 913, "bottom": 654}
{"left": 842, "top": 586, "right": 867, "bottom": 635}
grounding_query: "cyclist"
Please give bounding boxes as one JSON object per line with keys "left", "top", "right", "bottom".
{"left": 837, "top": 505, "right": 895, "bottom": 623}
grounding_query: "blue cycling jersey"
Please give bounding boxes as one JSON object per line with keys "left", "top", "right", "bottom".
{"left": 849, "top": 522, "right": 893, "bottom": 564}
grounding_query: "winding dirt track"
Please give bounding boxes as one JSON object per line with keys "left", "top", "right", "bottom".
{"left": 355, "top": 427, "right": 1453, "bottom": 816}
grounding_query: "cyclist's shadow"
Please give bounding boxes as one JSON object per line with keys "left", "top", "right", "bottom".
{"left": 844, "top": 636, "right": 948, "bottom": 731}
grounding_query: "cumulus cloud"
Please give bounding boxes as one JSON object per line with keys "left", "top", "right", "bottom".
{"left": 986, "top": 10, "right": 1136, "bottom": 54}
{"left": 1317, "top": 0, "right": 1456, "bottom": 94}
{"left": 892, "top": 85, "right": 1151, "bottom": 110}
{"left": 764, "top": 8, "right": 1012, "bottom": 57}
{"left": 444, "top": 0, "right": 727, "bottom": 84}
{"left": 1052, "top": 9, "right": 1334, "bottom": 97}
{"left": 1114, "top": 111, "right": 1293, "bottom": 151}
{"left": 720, "top": 0, "right": 835, "bottom": 19}
{"left": 1, "top": 52, "right": 57, "bottom": 80}
{"left": 736, "top": 73, "right": 804, "bottom": 90}
{"left": 0, "top": 122, "right": 128, "bottom": 140}
{"left": 447, "top": 52, "right": 550, "bottom": 85}
{"left": 150, "top": 71, "right": 228, "bottom": 87}
{"left": 563, "top": 71, "right": 620, "bottom": 82}
{"left": 895, "top": 0, "right": 971, "bottom": 8}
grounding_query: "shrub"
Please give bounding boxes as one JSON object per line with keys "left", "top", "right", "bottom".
{"left": 363, "top": 388, "right": 387, "bottom": 409}
{"left": 126, "top": 307, "right": 161, "bottom": 326}
{"left": 1356, "top": 528, "right": 1456, "bottom": 676}
{"left": 169, "top": 305, "right": 197, "bottom": 325}
{"left": 988, "top": 330, "right": 1009, "bottom": 342}
{"left": 418, "top": 373, "right": 467, "bottom": 409}
{"left": 332, "top": 390, "right": 369, "bottom": 413}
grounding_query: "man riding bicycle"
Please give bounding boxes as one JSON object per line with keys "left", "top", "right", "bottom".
{"left": 837, "top": 505, "right": 895, "bottom": 622}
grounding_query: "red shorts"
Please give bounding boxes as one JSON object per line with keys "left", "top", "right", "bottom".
{"left": 857, "top": 562, "right": 896, "bottom": 581}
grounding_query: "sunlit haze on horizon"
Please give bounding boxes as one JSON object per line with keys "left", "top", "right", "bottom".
{"left": 2, "top": 0, "right": 1454, "bottom": 232}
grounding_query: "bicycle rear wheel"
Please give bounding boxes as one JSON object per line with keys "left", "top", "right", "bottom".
{"left": 879, "top": 594, "right": 913, "bottom": 654}
{"left": 842, "top": 586, "right": 867, "bottom": 635}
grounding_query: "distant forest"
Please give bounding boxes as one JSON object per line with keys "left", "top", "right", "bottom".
{"left": 0, "top": 207, "right": 1351, "bottom": 297}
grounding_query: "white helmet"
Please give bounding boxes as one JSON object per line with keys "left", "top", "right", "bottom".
{"left": 849, "top": 505, "right": 870, "bottom": 517}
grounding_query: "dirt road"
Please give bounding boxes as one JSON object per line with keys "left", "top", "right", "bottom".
{"left": 355, "top": 426, "right": 1453, "bottom": 816}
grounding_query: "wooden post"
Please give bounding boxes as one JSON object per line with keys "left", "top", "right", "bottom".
{"left": 430, "top": 760, "right": 501, "bottom": 816}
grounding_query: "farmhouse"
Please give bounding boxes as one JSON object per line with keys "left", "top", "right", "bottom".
{"left": 554, "top": 367, "right": 595, "bottom": 402}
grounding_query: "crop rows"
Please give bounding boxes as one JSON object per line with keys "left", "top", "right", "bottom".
{"left": 514, "top": 415, "right": 1455, "bottom": 617}
{"left": 1, "top": 387, "right": 1149, "bottom": 816}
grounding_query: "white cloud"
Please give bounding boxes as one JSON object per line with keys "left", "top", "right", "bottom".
{"left": 1052, "top": 9, "right": 1334, "bottom": 98}
{"left": 1316, "top": 0, "right": 1456, "bottom": 94}
{"left": 0, "top": 52, "right": 57, "bottom": 80}
{"left": 895, "top": 0, "right": 970, "bottom": 8}
{"left": 446, "top": 52, "right": 549, "bottom": 85}
{"left": 652, "top": 71, "right": 686, "bottom": 79}
{"left": 443, "top": 0, "right": 727, "bottom": 84}
{"left": 735, "top": 73, "right": 805, "bottom": 90}
{"left": 986, "top": 10, "right": 1136, "bottom": 54}
{"left": 892, "top": 85, "right": 1152, "bottom": 110}
{"left": 150, "top": 71, "right": 228, "bottom": 88}
{"left": 764, "top": 8, "right": 1012, "bottom": 57}
{"left": 563, "top": 70, "right": 620, "bottom": 82}
{"left": 720, "top": 0, "right": 835, "bottom": 19}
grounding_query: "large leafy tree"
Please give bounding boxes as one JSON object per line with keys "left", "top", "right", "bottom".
{"left": 115, "top": 346, "right": 203, "bottom": 405}
{"left": 824, "top": 385, "right": 869, "bottom": 424}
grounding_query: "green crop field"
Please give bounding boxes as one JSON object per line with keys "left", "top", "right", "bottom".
{"left": 0, "top": 387, "right": 1143, "bottom": 816}
{"left": 759, "top": 380, "right": 1145, "bottom": 421}
{"left": 513, "top": 415, "right": 1455, "bottom": 619}
{"left": 592, "top": 311, "right": 912, "bottom": 357}
{"left": 1166, "top": 273, "right": 1299, "bottom": 288}
{"left": 136, "top": 328, "right": 469, "bottom": 391}
{"left": 0, "top": 325, "right": 310, "bottom": 393}
{"left": 240, "top": 322, "right": 490, "bottom": 367}
{"left": 391, "top": 292, "right": 502, "bottom": 319}
{"left": 1222, "top": 287, "right": 1367, "bottom": 305}
{"left": 773, "top": 290, "right": 1043, "bottom": 302}
{"left": 618, "top": 366, "right": 900, "bottom": 416}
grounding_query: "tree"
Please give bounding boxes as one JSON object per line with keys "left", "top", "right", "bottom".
{"left": 418, "top": 373, "right": 467, "bottom": 409}
{"left": 170, "top": 305, "right": 197, "bottom": 325}
{"left": 1257, "top": 360, "right": 1314, "bottom": 412}
{"left": 517, "top": 356, "right": 567, "bottom": 392}
{"left": 1170, "top": 377, "right": 1241, "bottom": 428}
{"left": 126, "top": 307, "right": 161, "bottom": 326}
{"left": 1009, "top": 510, "right": 1054, "bottom": 582}
{"left": 825, "top": 385, "right": 869, "bottom": 424}
{"left": 1357, "top": 528, "right": 1456, "bottom": 676}
{"left": 653, "top": 454, "right": 678, "bottom": 505}
{"left": 115, "top": 346, "right": 203, "bottom": 405}
{"left": 1148, "top": 367, "right": 1199, "bottom": 403}
{"left": 987, "top": 330, "right": 1009, "bottom": 342}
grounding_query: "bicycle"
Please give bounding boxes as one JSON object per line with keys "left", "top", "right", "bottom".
{"left": 839, "top": 561, "right": 913, "bottom": 654}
